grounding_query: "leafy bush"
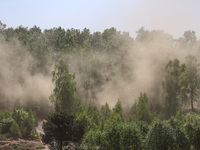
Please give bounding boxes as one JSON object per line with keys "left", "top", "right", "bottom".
{"left": 185, "top": 122, "right": 200, "bottom": 150}
{"left": 10, "top": 120, "right": 20, "bottom": 136}
{"left": 0, "top": 117, "right": 14, "bottom": 134}
{"left": 0, "top": 110, "right": 12, "bottom": 122}
{"left": 0, "top": 109, "right": 36, "bottom": 139}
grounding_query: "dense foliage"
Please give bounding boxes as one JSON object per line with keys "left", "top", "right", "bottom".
{"left": 0, "top": 109, "right": 37, "bottom": 139}
{"left": 42, "top": 111, "right": 85, "bottom": 150}
{"left": 1, "top": 21, "right": 200, "bottom": 149}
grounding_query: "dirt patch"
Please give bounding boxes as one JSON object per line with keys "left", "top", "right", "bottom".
{"left": 0, "top": 139, "right": 48, "bottom": 150}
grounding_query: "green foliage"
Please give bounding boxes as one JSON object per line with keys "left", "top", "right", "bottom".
{"left": 163, "top": 59, "right": 186, "bottom": 118}
{"left": 50, "top": 59, "right": 80, "bottom": 113}
{"left": 100, "top": 103, "right": 111, "bottom": 120}
{"left": 185, "top": 122, "right": 200, "bottom": 149}
{"left": 167, "top": 118, "right": 190, "bottom": 150}
{"left": 21, "top": 110, "right": 35, "bottom": 137}
{"left": 175, "top": 107, "right": 184, "bottom": 121}
{"left": 2, "top": 21, "right": 200, "bottom": 149}
{"left": 183, "top": 55, "right": 200, "bottom": 111}
{"left": 120, "top": 122, "right": 142, "bottom": 150}
{"left": 76, "top": 108, "right": 92, "bottom": 131}
{"left": 10, "top": 120, "right": 20, "bottom": 136}
{"left": 0, "top": 109, "right": 36, "bottom": 139}
{"left": 130, "top": 92, "right": 153, "bottom": 124}
{"left": 42, "top": 111, "right": 85, "bottom": 150}
{"left": 81, "top": 129, "right": 102, "bottom": 150}
{"left": 0, "top": 110, "right": 12, "bottom": 122}
{"left": 129, "top": 101, "right": 137, "bottom": 117}
{"left": 111, "top": 100, "right": 124, "bottom": 121}
{"left": 0, "top": 117, "right": 14, "bottom": 134}
{"left": 135, "top": 121, "right": 149, "bottom": 139}
{"left": 184, "top": 112, "right": 200, "bottom": 123}
{"left": 101, "top": 119, "right": 122, "bottom": 150}
{"left": 144, "top": 120, "right": 175, "bottom": 150}
{"left": 136, "top": 93, "right": 153, "bottom": 123}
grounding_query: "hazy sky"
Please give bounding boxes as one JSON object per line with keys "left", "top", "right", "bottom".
{"left": 0, "top": 0, "right": 200, "bottom": 38}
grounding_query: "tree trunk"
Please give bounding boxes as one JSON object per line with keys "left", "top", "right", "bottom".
{"left": 58, "top": 141, "right": 63, "bottom": 150}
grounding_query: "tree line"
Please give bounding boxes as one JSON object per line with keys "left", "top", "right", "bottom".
{"left": 41, "top": 59, "right": 200, "bottom": 149}
{"left": 0, "top": 21, "right": 200, "bottom": 149}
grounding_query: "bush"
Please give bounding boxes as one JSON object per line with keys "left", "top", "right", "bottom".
{"left": 10, "top": 120, "right": 20, "bottom": 136}
{"left": 185, "top": 122, "right": 200, "bottom": 149}
{"left": 0, "top": 117, "right": 14, "bottom": 134}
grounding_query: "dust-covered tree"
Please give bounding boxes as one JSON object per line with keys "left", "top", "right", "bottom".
{"left": 50, "top": 59, "right": 80, "bottom": 113}
{"left": 163, "top": 59, "right": 186, "bottom": 118}
{"left": 183, "top": 56, "right": 200, "bottom": 111}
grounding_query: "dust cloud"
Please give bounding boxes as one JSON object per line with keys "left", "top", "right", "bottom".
{"left": 0, "top": 28, "right": 199, "bottom": 113}
{"left": 0, "top": 39, "right": 53, "bottom": 114}
{"left": 66, "top": 30, "right": 200, "bottom": 109}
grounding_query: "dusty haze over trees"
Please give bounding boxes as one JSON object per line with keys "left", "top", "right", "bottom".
{"left": 0, "top": 21, "right": 200, "bottom": 116}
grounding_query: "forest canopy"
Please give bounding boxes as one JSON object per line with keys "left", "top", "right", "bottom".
{"left": 1, "top": 21, "right": 200, "bottom": 149}
{"left": 0, "top": 20, "right": 200, "bottom": 116}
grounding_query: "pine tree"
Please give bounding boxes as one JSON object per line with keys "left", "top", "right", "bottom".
{"left": 136, "top": 92, "right": 153, "bottom": 124}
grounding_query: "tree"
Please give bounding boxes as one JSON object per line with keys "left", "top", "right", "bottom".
{"left": 167, "top": 118, "right": 190, "bottom": 150}
{"left": 144, "top": 121, "right": 175, "bottom": 150}
{"left": 42, "top": 111, "right": 85, "bottom": 150}
{"left": 184, "top": 56, "right": 200, "bottom": 111}
{"left": 100, "top": 103, "right": 111, "bottom": 120}
{"left": 185, "top": 122, "right": 200, "bottom": 149}
{"left": 50, "top": 59, "right": 80, "bottom": 113}
{"left": 136, "top": 92, "right": 153, "bottom": 124}
{"left": 120, "top": 122, "right": 142, "bottom": 150}
{"left": 0, "top": 117, "right": 14, "bottom": 134}
{"left": 112, "top": 100, "right": 123, "bottom": 121}
{"left": 102, "top": 116, "right": 123, "bottom": 150}
{"left": 135, "top": 27, "right": 150, "bottom": 42}
{"left": 22, "top": 109, "right": 35, "bottom": 137}
{"left": 162, "top": 59, "right": 186, "bottom": 118}
{"left": 10, "top": 120, "right": 20, "bottom": 137}
{"left": 183, "top": 30, "right": 197, "bottom": 47}
{"left": 0, "top": 21, "right": 6, "bottom": 30}
{"left": 177, "top": 30, "right": 197, "bottom": 48}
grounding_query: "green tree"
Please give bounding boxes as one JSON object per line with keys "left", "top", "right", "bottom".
{"left": 120, "top": 122, "right": 142, "bottom": 150}
{"left": 0, "top": 117, "right": 14, "bottom": 134}
{"left": 112, "top": 100, "right": 123, "bottom": 121}
{"left": 185, "top": 122, "right": 200, "bottom": 149}
{"left": 42, "top": 111, "right": 85, "bottom": 150}
{"left": 184, "top": 56, "right": 200, "bottom": 111}
{"left": 144, "top": 120, "right": 175, "bottom": 150}
{"left": 50, "top": 59, "right": 80, "bottom": 113}
{"left": 167, "top": 117, "right": 190, "bottom": 150}
{"left": 163, "top": 59, "right": 186, "bottom": 118}
{"left": 136, "top": 92, "right": 153, "bottom": 124}
{"left": 100, "top": 103, "right": 111, "bottom": 120}
{"left": 10, "top": 120, "right": 20, "bottom": 137}
{"left": 22, "top": 110, "right": 35, "bottom": 137}
{"left": 102, "top": 116, "right": 123, "bottom": 150}
{"left": 81, "top": 129, "right": 102, "bottom": 150}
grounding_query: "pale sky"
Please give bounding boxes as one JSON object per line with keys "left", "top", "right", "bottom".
{"left": 0, "top": 0, "right": 200, "bottom": 38}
